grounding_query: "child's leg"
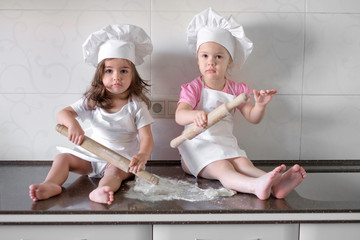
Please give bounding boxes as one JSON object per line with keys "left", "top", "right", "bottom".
{"left": 228, "top": 157, "right": 268, "bottom": 177}
{"left": 29, "top": 153, "right": 92, "bottom": 201}
{"left": 89, "top": 164, "right": 133, "bottom": 205}
{"left": 272, "top": 164, "right": 307, "bottom": 199}
{"left": 199, "top": 160, "right": 285, "bottom": 200}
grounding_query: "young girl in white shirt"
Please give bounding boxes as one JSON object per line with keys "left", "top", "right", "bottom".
{"left": 29, "top": 24, "right": 154, "bottom": 205}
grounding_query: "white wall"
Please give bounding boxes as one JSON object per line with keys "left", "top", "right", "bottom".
{"left": 1, "top": 0, "right": 360, "bottom": 161}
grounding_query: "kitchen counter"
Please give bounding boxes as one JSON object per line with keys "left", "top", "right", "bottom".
{"left": 1, "top": 160, "right": 360, "bottom": 225}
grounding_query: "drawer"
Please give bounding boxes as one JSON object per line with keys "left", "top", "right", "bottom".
{"left": 300, "top": 223, "right": 360, "bottom": 240}
{"left": 153, "top": 224, "right": 299, "bottom": 240}
{"left": 0, "top": 225, "right": 152, "bottom": 240}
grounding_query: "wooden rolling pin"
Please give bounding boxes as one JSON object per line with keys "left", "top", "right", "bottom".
{"left": 56, "top": 124, "right": 159, "bottom": 185}
{"left": 170, "top": 93, "right": 248, "bottom": 148}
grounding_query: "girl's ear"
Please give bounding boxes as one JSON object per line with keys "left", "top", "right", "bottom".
{"left": 226, "top": 58, "right": 233, "bottom": 77}
{"left": 227, "top": 57, "right": 233, "bottom": 69}
{"left": 226, "top": 67, "right": 232, "bottom": 77}
{"left": 228, "top": 55, "right": 233, "bottom": 67}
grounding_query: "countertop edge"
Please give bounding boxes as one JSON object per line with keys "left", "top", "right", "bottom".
{"left": 2, "top": 212, "right": 360, "bottom": 225}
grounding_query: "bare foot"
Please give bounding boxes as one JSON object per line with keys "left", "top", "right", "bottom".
{"left": 29, "top": 183, "right": 62, "bottom": 201}
{"left": 254, "top": 165, "right": 285, "bottom": 200}
{"left": 272, "top": 164, "right": 307, "bottom": 199}
{"left": 89, "top": 186, "right": 114, "bottom": 205}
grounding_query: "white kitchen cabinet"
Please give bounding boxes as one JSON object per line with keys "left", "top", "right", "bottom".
{"left": 0, "top": 225, "right": 152, "bottom": 240}
{"left": 300, "top": 223, "right": 360, "bottom": 240}
{"left": 153, "top": 224, "right": 299, "bottom": 240}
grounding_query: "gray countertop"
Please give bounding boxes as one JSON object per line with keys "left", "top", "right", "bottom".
{"left": 1, "top": 160, "right": 360, "bottom": 224}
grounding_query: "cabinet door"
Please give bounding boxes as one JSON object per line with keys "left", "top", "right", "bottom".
{"left": 0, "top": 225, "right": 152, "bottom": 240}
{"left": 300, "top": 223, "right": 360, "bottom": 240}
{"left": 154, "top": 224, "right": 299, "bottom": 240}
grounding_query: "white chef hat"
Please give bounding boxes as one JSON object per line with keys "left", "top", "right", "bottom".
{"left": 187, "top": 8, "right": 253, "bottom": 68}
{"left": 82, "top": 24, "right": 153, "bottom": 67}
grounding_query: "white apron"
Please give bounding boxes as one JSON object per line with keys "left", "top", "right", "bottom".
{"left": 178, "top": 81, "right": 247, "bottom": 177}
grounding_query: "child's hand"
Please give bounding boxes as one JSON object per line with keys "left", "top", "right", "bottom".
{"left": 253, "top": 89, "right": 277, "bottom": 106}
{"left": 128, "top": 153, "right": 148, "bottom": 173}
{"left": 67, "top": 124, "right": 84, "bottom": 145}
{"left": 194, "top": 110, "right": 208, "bottom": 128}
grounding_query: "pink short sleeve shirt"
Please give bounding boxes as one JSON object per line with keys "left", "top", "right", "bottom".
{"left": 178, "top": 76, "right": 251, "bottom": 110}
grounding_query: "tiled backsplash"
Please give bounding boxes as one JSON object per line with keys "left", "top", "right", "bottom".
{"left": 1, "top": 0, "right": 360, "bottom": 161}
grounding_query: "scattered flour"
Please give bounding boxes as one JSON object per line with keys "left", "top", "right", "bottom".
{"left": 124, "top": 177, "right": 236, "bottom": 202}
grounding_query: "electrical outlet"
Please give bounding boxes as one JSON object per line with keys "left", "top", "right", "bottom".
{"left": 150, "top": 98, "right": 178, "bottom": 118}
{"left": 150, "top": 100, "right": 165, "bottom": 117}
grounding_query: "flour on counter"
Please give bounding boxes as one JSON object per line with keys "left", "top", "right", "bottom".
{"left": 124, "top": 176, "right": 236, "bottom": 202}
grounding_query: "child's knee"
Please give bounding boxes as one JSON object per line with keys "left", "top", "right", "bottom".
{"left": 104, "top": 164, "right": 128, "bottom": 177}
{"left": 53, "top": 153, "right": 71, "bottom": 164}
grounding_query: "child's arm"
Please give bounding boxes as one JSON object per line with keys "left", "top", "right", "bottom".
{"left": 240, "top": 89, "right": 277, "bottom": 124}
{"left": 57, "top": 106, "right": 84, "bottom": 145}
{"left": 175, "top": 102, "right": 208, "bottom": 128}
{"left": 128, "top": 125, "right": 154, "bottom": 173}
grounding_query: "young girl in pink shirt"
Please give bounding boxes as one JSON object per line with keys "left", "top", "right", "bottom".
{"left": 175, "top": 8, "right": 306, "bottom": 200}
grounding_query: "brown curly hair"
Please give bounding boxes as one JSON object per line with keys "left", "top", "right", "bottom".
{"left": 83, "top": 59, "right": 151, "bottom": 110}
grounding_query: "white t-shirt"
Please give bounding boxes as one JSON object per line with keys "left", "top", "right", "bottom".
{"left": 57, "top": 96, "right": 154, "bottom": 162}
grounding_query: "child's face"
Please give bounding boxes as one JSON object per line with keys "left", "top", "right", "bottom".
{"left": 197, "top": 42, "right": 231, "bottom": 84}
{"left": 102, "top": 58, "right": 132, "bottom": 96}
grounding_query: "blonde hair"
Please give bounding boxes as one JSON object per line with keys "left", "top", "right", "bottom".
{"left": 83, "top": 59, "right": 151, "bottom": 110}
